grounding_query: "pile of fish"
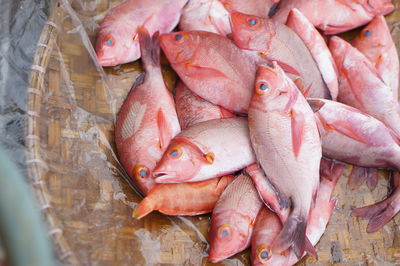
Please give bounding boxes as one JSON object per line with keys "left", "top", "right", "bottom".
{"left": 96, "top": 0, "right": 400, "bottom": 264}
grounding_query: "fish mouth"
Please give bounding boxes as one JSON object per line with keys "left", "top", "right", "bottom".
{"left": 153, "top": 171, "right": 180, "bottom": 183}
{"left": 97, "top": 56, "right": 118, "bottom": 67}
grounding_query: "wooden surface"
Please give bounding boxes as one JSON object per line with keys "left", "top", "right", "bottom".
{"left": 26, "top": 0, "right": 400, "bottom": 265}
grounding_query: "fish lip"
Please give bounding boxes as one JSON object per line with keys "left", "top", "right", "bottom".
{"left": 153, "top": 171, "right": 180, "bottom": 183}
{"left": 97, "top": 56, "right": 118, "bottom": 67}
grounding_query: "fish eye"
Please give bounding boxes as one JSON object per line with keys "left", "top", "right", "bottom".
{"left": 103, "top": 34, "right": 115, "bottom": 46}
{"left": 134, "top": 165, "right": 149, "bottom": 180}
{"left": 217, "top": 224, "right": 231, "bottom": 239}
{"left": 364, "top": 30, "right": 372, "bottom": 37}
{"left": 168, "top": 145, "right": 183, "bottom": 158}
{"left": 175, "top": 33, "right": 183, "bottom": 41}
{"left": 255, "top": 82, "right": 268, "bottom": 96}
{"left": 257, "top": 246, "right": 271, "bottom": 262}
{"left": 248, "top": 18, "right": 258, "bottom": 26}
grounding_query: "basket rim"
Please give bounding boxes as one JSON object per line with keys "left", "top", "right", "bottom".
{"left": 26, "top": 1, "right": 79, "bottom": 264}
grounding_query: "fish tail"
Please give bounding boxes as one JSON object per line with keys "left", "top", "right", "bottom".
{"left": 137, "top": 26, "right": 160, "bottom": 71}
{"left": 272, "top": 206, "right": 316, "bottom": 259}
{"left": 352, "top": 172, "right": 400, "bottom": 233}
{"left": 132, "top": 197, "right": 156, "bottom": 219}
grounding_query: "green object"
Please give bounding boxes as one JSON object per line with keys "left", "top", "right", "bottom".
{"left": 0, "top": 147, "right": 54, "bottom": 266}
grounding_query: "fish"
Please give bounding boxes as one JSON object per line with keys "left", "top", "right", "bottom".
{"left": 251, "top": 159, "right": 344, "bottom": 266}
{"left": 352, "top": 15, "right": 399, "bottom": 99}
{"left": 153, "top": 117, "right": 256, "bottom": 183}
{"left": 175, "top": 81, "right": 234, "bottom": 129}
{"left": 179, "top": 0, "right": 231, "bottom": 36}
{"left": 286, "top": 8, "right": 339, "bottom": 100}
{"left": 230, "top": 12, "right": 330, "bottom": 99}
{"left": 248, "top": 63, "right": 322, "bottom": 258}
{"left": 96, "top": 0, "right": 187, "bottom": 66}
{"left": 308, "top": 98, "right": 400, "bottom": 171}
{"left": 132, "top": 175, "right": 234, "bottom": 219}
{"left": 245, "top": 164, "right": 290, "bottom": 222}
{"left": 115, "top": 28, "right": 181, "bottom": 195}
{"left": 159, "top": 30, "right": 256, "bottom": 114}
{"left": 353, "top": 171, "right": 400, "bottom": 233}
{"left": 347, "top": 166, "right": 379, "bottom": 190}
{"left": 208, "top": 174, "right": 263, "bottom": 263}
{"left": 219, "top": 0, "right": 281, "bottom": 18}
{"left": 272, "top": 0, "right": 394, "bottom": 35}
{"left": 329, "top": 36, "right": 400, "bottom": 137}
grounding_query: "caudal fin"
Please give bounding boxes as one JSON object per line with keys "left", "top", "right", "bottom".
{"left": 272, "top": 210, "right": 313, "bottom": 259}
{"left": 348, "top": 166, "right": 379, "bottom": 190}
{"left": 138, "top": 27, "right": 160, "bottom": 71}
{"left": 352, "top": 172, "right": 400, "bottom": 232}
{"left": 132, "top": 197, "right": 156, "bottom": 219}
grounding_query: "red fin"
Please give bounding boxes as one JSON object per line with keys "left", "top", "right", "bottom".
{"left": 304, "top": 236, "right": 318, "bottom": 259}
{"left": 308, "top": 99, "right": 326, "bottom": 113}
{"left": 277, "top": 61, "right": 301, "bottom": 76}
{"left": 290, "top": 108, "right": 305, "bottom": 158}
{"left": 138, "top": 27, "right": 160, "bottom": 69}
{"left": 353, "top": 172, "right": 400, "bottom": 232}
{"left": 272, "top": 213, "right": 307, "bottom": 259}
{"left": 366, "top": 168, "right": 379, "bottom": 190}
{"left": 133, "top": 197, "right": 156, "bottom": 219}
{"left": 157, "top": 109, "right": 172, "bottom": 150}
{"left": 184, "top": 62, "right": 228, "bottom": 80}
{"left": 348, "top": 166, "right": 368, "bottom": 190}
{"left": 329, "top": 196, "right": 339, "bottom": 213}
{"left": 320, "top": 158, "right": 345, "bottom": 183}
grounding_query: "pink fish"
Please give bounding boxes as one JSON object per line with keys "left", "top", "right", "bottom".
{"left": 179, "top": 0, "right": 231, "bottom": 36}
{"left": 159, "top": 31, "right": 256, "bottom": 114}
{"left": 251, "top": 159, "right": 344, "bottom": 266}
{"left": 115, "top": 28, "right": 180, "bottom": 195}
{"left": 352, "top": 15, "right": 399, "bottom": 99}
{"left": 219, "top": 0, "right": 281, "bottom": 18}
{"left": 153, "top": 117, "right": 256, "bottom": 183}
{"left": 347, "top": 166, "right": 379, "bottom": 190}
{"left": 248, "top": 63, "right": 321, "bottom": 258}
{"left": 208, "top": 174, "right": 263, "bottom": 263}
{"left": 230, "top": 12, "right": 330, "bottom": 99}
{"left": 329, "top": 36, "right": 400, "bottom": 137}
{"left": 96, "top": 0, "right": 187, "bottom": 66}
{"left": 308, "top": 99, "right": 400, "bottom": 171}
{"left": 286, "top": 8, "right": 339, "bottom": 100}
{"left": 175, "top": 81, "right": 234, "bottom": 129}
{"left": 132, "top": 175, "right": 234, "bottom": 219}
{"left": 245, "top": 164, "right": 290, "bottom": 222}
{"left": 273, "top": 0, "right": 394, "bottom": 35}
{"left": 353, "top": 172, "right": 400, "bottom": 233}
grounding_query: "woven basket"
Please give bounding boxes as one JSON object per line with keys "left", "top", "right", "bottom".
{"left": 27, "top": 0, "right": 400, "bottom": 265}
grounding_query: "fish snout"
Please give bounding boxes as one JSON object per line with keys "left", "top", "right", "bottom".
{"left": 97, "top": 54, "right": 118, "bottom": 67}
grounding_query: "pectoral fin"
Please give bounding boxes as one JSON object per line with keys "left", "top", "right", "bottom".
{"left": 184, "top": 62, "right": 228, "bottom": 80}
{"left": 157, "top": 109, "right": 172, "bottom": 150}
{"left": 290, "top": 108, "right": 305, "bottom": 158}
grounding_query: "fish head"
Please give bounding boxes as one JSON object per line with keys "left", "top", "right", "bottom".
{"left": 230, "top": 12, "right": 274, "bottom": 53}
{"left": 208, "top": 210, "right": 250, "bottom": 262}
{"left": 153, "top": 138, "right": 204, "bottom": 183}
{"left": 96, "top": 23, "right": 140, "bottom": 66}
{"left": 251, "top": 63, "right": 294, "bottom": 112}
{"left": 159, "top": 32, "right": 197, "bottom": 65}
{"left": 353, "top": 16, "right": 389, "bottom": 50}
{"left": 328, "top": 36, "right": 349, "bottom": 65}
